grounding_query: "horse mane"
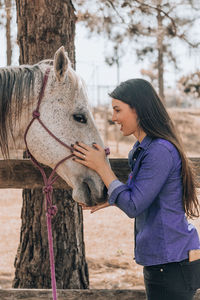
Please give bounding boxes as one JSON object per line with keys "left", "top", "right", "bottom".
{"left": 0, "top": 58, "right": 83, "bottom": 158}
{"left": 0, "top": 64, "right": 42, "bottom": 157}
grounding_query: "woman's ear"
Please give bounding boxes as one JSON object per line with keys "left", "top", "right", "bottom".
{"left": 132, "top": 108, "right": 140, "bottom": 125}
{"left": 132, "top": 107, "right": 138, "bottom": 117}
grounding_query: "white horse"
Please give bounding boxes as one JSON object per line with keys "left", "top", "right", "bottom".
{"left": 0, "top": 46, "right": 107, "bottom": 206}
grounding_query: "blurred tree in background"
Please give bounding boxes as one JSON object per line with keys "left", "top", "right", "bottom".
{"left": 5, "top": 0, "right": 12, "bottom": 65}
{"left": 179, "top": 72, "right": 200, "bottom": 100}
{"left": 75, "top": 0, "right": 200, "bottom": 102}
{"left": 0, "top": 0, "right": 13, "bottom": 65}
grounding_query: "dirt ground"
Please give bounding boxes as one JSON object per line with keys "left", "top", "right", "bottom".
{"left": 0, "top": 108, "right": 200, "bottom": 290}
{"left": 1, "top": 192, "right": 200, "bottom": 290}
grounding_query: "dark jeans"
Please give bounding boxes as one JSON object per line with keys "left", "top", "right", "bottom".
{"left": 143, "top": 259, "right": 200, "bottom": 300}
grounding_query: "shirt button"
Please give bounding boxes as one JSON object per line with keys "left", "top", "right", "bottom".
{"left": 133, "top": 158, "right": 136, "bottom": 161}
{"left": 160, "top": 268, "right": 163, "bottom": 272}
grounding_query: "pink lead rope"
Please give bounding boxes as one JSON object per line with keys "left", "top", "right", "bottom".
{"left": 24, "top": 68, "right": 110, "bottom": 300}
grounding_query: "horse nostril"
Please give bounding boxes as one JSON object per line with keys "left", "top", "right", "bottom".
{"left": 82, "top": 182, "right": 92, "bottom": 206}
{"left": 103, "top": 185, "right": 108, "bottom": 198}
{"left": 82, "top": 179, "right": 107, "bottom": 205}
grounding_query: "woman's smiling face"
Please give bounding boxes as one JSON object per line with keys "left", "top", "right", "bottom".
{"left": 112, "top": 98, "right": 139, "bottom": 137}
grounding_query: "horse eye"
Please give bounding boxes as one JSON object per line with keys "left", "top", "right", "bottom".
{"left": 73, "top": 114, "right": 87, "bottom": 124}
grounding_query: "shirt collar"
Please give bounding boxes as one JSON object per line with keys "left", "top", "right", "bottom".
{"left": 132, "top": 135, "right": 152, "bottom": 150}
{"left": 137, "top": 135, "right": 152, "bottom": 150}
{"left": 128, "top": 136, "right": 152, "bottom": 169}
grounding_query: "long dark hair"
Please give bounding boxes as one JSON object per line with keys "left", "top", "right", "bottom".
{"left": 109, "top": 78, "right": 199, "bottom": 219}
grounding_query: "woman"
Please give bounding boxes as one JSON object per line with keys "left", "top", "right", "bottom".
{"left": 72, "top": 78, "right": 200, "bottom": 300}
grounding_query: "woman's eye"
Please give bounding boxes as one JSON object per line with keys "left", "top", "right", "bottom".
{"left": 73, "top": 114, "right": 87, "bottom": 124}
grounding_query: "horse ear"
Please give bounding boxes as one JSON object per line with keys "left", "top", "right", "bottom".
{"left": 53, "top": 46, "right": 69, "bottom": 82}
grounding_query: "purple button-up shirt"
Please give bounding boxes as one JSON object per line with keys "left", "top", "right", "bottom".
{"left": 108, "top": 136, "right": 200, "bottom": 266}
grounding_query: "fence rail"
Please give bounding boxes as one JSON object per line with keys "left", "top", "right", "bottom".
{"left": 0, "top": 158, "right": 200, "bottom": 189}
{"left": 0, "top": 289, "right": 146, "bottom": 300}
{"left": 0, "top": 288, "right": 200, "bottom": 300}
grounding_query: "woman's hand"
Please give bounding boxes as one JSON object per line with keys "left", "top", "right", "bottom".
{"left": 78, "top": 201, "right": 111, "bottom": 213}
{"left": 72, "top": 142, "right": 117, "bottom": 188}
{"left": 72, "top": 142, "right": 108, "bottom": 173}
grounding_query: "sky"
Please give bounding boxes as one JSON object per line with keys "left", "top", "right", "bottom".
{"left": 0, "top": 4, "right": 200, "bottom": 106}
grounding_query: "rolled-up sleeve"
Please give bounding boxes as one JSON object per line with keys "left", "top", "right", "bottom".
{"left": 108, "top": 179, "right": 124, "bottom": 197}
{"left": 108, "top": 144, "right": 174, "bottom": 218}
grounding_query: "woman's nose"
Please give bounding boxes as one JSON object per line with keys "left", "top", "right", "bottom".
{"left": 112, "top": 113, "right": 117, "bottom": 122}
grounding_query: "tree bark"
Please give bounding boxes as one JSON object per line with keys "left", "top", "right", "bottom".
{"left": 16, "top": 0, "right": 76, "bottom": 67}
{"left": 13, "top": 0, "right": 89, "bottom": 289}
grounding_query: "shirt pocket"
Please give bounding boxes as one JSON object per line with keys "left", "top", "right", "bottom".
{"left": 143, "top": 265, "right": 165, "bottom": 283}
{"left": 180, "top": 259, "right": 200, "bottom": 290}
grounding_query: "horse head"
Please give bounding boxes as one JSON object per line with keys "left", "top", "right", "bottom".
{"left": 0, "top": 46, "right": 108, "bottom": 206}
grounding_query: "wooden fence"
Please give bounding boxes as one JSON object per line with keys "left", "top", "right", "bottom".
{"left": 1, "top": 157, "right": 200, "bottom": 299}
{"left": 0, "top": 158, "right": 132, "bottom": 188}
{"left": 0, "top": 287, "right": 200, "bottom": 300}
{"left": 0, "top": 157, "right": 200, "bottom": 188}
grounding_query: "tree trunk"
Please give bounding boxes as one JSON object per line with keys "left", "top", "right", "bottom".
{"left": 5, "top": 0, "right": 12, "bottom": 65}
{"left": 13, "top": 0, "right": 89, "bottom": 289}
{"left": 156, "top": 2, "right": 165, "bottom": 102}
{"left": 13, "top": 189, "right": 88, "bottom": 289}
{"left": 16, "top": 0, "right": 76, "bottom": 67}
